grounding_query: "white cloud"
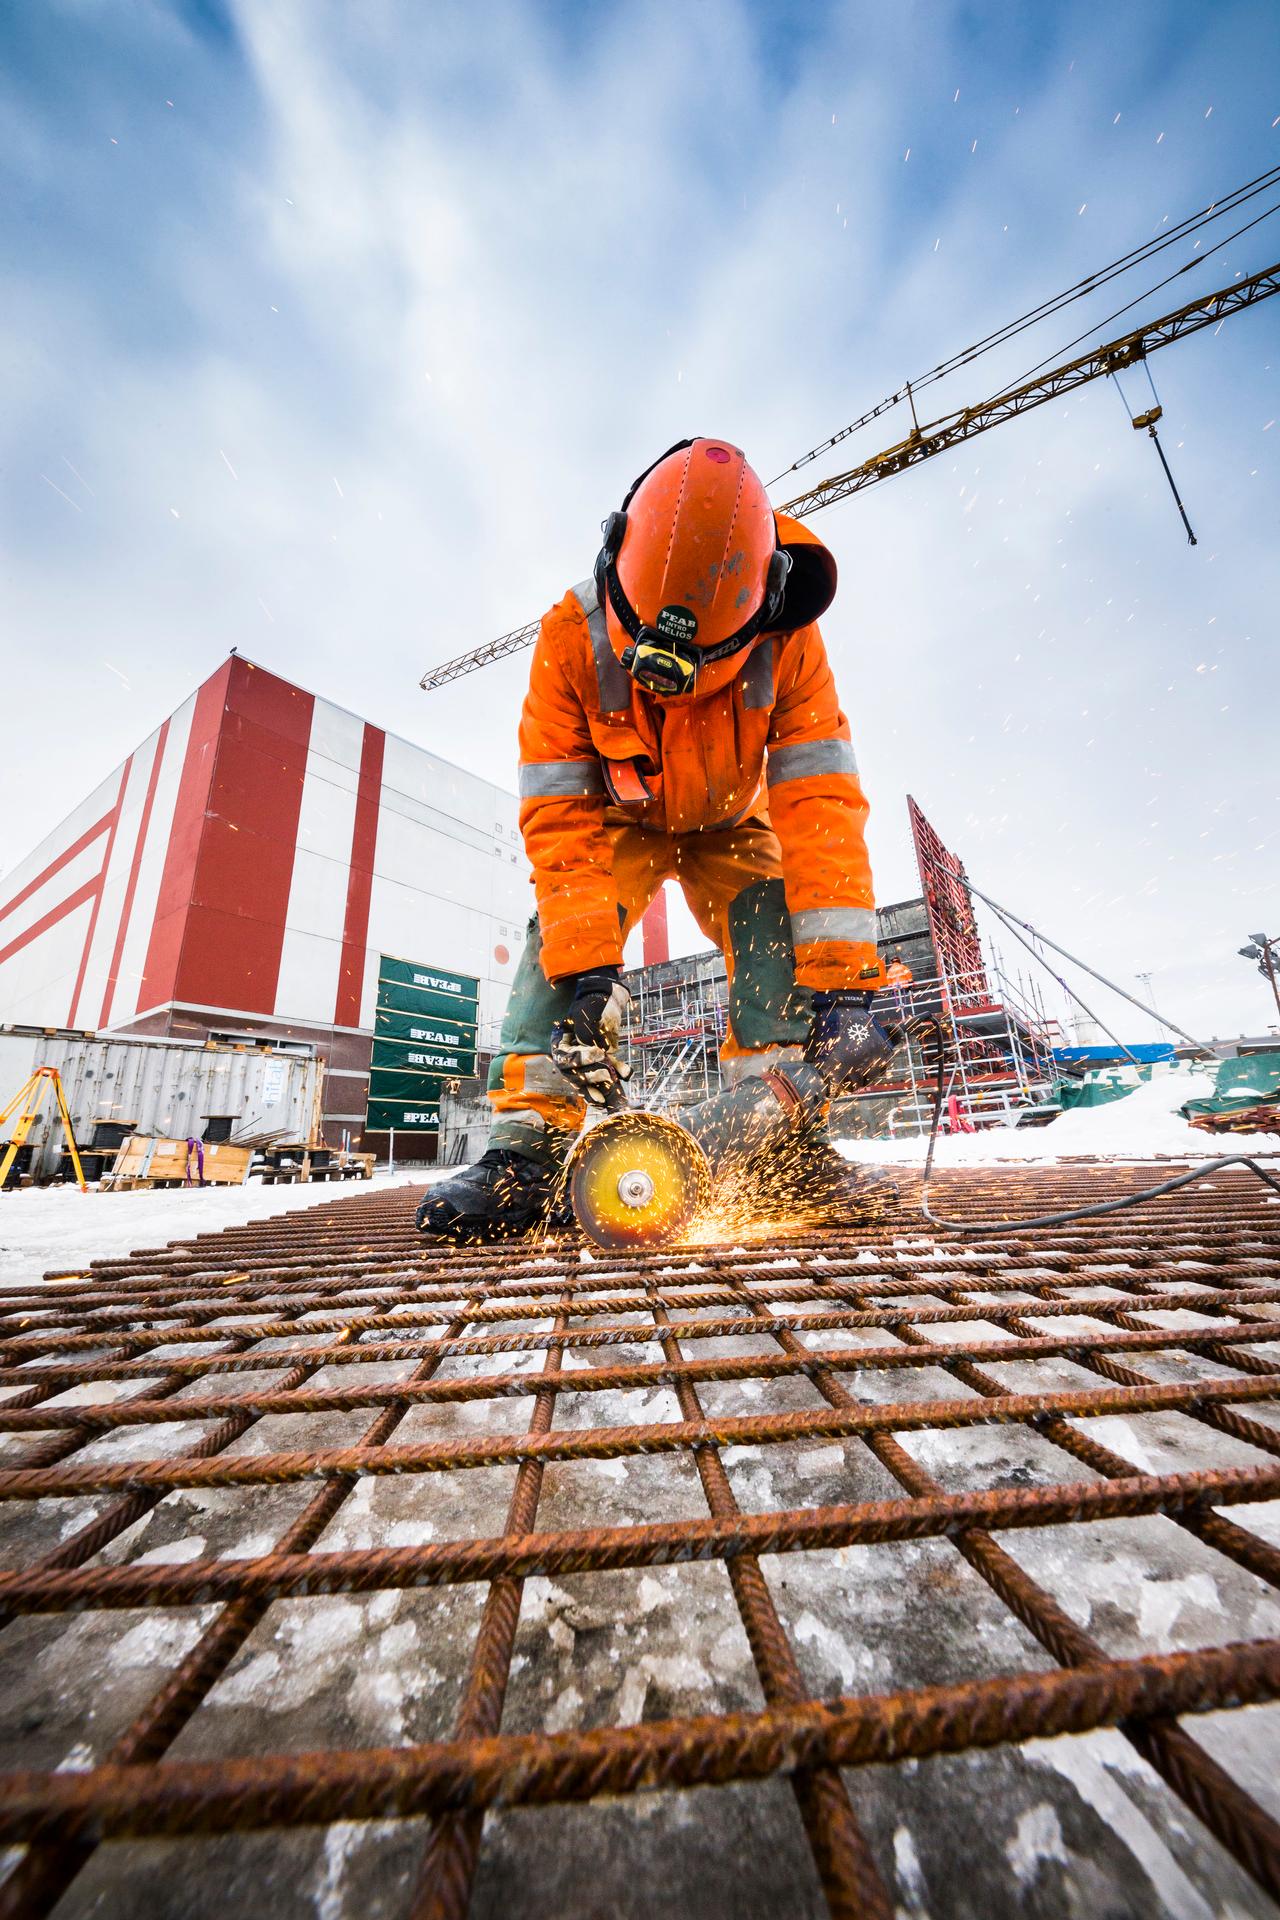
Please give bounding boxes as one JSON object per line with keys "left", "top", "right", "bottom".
{"left": 2, "top": 0, "right": 1277, "bottom": 1038}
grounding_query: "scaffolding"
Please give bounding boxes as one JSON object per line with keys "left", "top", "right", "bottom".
{"left": 621, "top": 950, "right": 728, "bottom": 1109}
{"left": 841, "top": 960, "right": 1063, "bottom": 1137}
{"left": 620, "top": 799, "right": 1064, "bottom": 1132}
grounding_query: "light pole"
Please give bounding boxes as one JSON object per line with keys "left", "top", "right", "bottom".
{"left": 1238, "top": 934, "right": 1280, "bottom": 1024}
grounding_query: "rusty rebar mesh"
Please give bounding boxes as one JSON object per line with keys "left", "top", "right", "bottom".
{"left": 0, "top": 1163, "right": 1278, "bottom": 1919}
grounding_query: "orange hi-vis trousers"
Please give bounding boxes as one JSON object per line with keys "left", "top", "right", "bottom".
{"left": 487, "top": 816, "right": 816, "bottom": 1150}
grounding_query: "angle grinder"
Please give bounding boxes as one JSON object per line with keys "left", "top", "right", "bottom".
{"left": 563, "top": 1060, "right": 834, "bottom": 1252}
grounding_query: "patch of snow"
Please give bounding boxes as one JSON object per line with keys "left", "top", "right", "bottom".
{"left": 835, "top": 1066, "right": 1279, "bottom": 1166}
{"left": 212, "top": 1648, "right": 282, "bottom": 1706}
{"left": 615, "top": 1665, "right": 649, "bottom": 1725}
{"left": 1136, "top": 1572, "right": 1223, "bottom": 1649}
{"left": 314, "top": 1820, "right": 363, "bottom": 1920}
{"left": 793, "top": 1607, "right": 874, "bottom": 1691}
{"left": 0, "top": 1171, "right": 431, "bottom": 1284}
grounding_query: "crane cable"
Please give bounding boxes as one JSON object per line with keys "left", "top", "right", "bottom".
{"left": 772, "top": 162, "right": 1280, "bottom": 484}
{"left": 1003, "top": 193, "right": 1280, "bottom": 395}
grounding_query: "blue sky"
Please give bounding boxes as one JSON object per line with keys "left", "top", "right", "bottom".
{"left": 3, "top": 0, "right": 1278, "bottom": 1040}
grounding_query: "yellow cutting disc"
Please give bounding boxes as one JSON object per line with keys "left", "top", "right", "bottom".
{"left": 567, "top": 1112, "right": 711, "bottom": 1250}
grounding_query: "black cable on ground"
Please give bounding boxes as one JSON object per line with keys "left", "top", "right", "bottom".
{"left": 902, "top": 1014, "right": 1280, "bottom": 1235}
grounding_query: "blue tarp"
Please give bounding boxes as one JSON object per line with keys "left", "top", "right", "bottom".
{"left": 1052, "top": 1044, "right": 1175, "bottom": 1065}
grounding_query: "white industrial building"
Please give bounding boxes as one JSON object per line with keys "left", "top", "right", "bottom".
{"left": 0, "top": 654, "right": 530, "bottom": 1156}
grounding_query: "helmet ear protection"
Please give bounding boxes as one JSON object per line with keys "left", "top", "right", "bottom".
{"left": 594, "top": 441, "right": 792, "bottom": 698}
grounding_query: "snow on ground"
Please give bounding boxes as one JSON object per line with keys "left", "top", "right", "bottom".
{"left": 0, "top": 1170, "right": 438, "bottom": 1283}
{"left": 836, "top": 1064, "right": 1280, "bottom": 1167}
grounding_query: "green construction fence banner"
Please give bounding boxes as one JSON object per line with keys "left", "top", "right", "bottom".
{"left": 366, "top": 955, "right": 481, "bottom": 1136}
{"left": 378, "top": 954, "right": 478, "bottom": 999}
{"left": 365, "top": 1100, "right": 440, "bottom": 1134}
{"left": 371, "top": 1037, "right": 476, "bottom": 1077}
{"left": 367, "top": 1067, "right": 458, "bottom": 1105}
{"left": 372, "top": 1005, "right": 476, "bottom": 1048}
{"left": 376, "top": 978, "right": 479, "bottom": 1022}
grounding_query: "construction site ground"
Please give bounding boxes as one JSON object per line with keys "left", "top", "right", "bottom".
{"left": 0, "top": 1163, "right": 1278, "bottom": 1919}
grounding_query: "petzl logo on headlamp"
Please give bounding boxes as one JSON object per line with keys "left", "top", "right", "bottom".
{"left": 627, "top": 636, "right": 696, "bottom": 696}
{"left": 655, "top": 605, "right": 697, "bottom": 643}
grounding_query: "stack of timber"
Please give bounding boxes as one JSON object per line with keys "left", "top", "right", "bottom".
{"left": 1187, "top": 1102, "right": 1280, "bottom": 1136}
{"left": 102, "top": 1136, "right": 253, "bottom": 1191}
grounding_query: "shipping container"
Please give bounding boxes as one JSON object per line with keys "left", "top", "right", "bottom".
{"left": 0, "top": 1027, "right": 321, "bottom": 1179}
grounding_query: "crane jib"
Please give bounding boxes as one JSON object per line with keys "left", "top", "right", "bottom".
{"left": 420, "top": 259, "right": 1280, "bottom": 692}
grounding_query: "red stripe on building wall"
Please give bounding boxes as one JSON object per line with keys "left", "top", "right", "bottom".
{"left": 99, "top": 719, "right": 170, "bottom": 1030}
{"left": 66, "top": 757, "right": 132, "bottom": 1028}
{"left": 334, "top": 723, "right": 385, "bottom": 1027}
{"left": 0, "top": 811, "right": 113, "bottom": 929}
{"left": 136, "top": 662, "right": 233, "bottom": 1017}
{"left": 642, "top": 887, "right": 670, "bottom": 967}
{"left": 0, "top": 878, "right": 99, "bottom": 970}
{"left": 174, "top": 658, "right": 314, "bottom": 1015}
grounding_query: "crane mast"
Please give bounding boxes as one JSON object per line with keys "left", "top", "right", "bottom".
{"left": 420, "top": 259, "right": 1280, "bottom": 692}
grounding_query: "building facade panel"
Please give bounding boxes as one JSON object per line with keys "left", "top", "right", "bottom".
{"left": 107, "top": 693, "right": 196, "bottom": 1026}
{"left": 137, "top": 661, "right": 232, "bottom": 1017}
{"left": 72, "top": 730, "right": 159, "bottom": 1027}
{"left": 274, "top": 698, "right": 366, "bottom": 1025}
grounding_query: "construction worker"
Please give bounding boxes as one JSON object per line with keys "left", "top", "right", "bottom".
{"left": 420, "top": 437, "right": 896, "bottom": 1241}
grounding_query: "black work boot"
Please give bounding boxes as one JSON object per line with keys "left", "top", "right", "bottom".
{"left": 741, "top": 1129, "right": 899, "bottom": 1226}
{"left": 417, "top": 1146, "right": 566, "bottom": 1243}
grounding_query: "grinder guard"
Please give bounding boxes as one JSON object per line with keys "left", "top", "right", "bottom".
{"left": 565, "top": 1061, "right": 831, "bottom": 1250}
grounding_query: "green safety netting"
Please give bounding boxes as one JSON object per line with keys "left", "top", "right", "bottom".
{"left": 1054, "top": 1063, "right": 1160, "bottom": 1110}
{"left": 1182, "top": 1051, "right": 1280, "bottom": 1120}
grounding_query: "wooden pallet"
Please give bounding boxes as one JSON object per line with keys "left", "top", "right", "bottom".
{"left": 103, "top": 1136, "right": 253, "bottom": 1190}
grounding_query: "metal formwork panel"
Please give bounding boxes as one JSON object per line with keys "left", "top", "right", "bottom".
{"left": 0, "top": 1170, "right": 1278, "bottom": 1916}
{"left": 907, "top": 796, "right": 990, "bottom": 1010}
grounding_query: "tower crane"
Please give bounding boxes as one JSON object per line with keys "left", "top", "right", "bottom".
{"left": 420, "top": 256, "right": 1280, "bottom": 692}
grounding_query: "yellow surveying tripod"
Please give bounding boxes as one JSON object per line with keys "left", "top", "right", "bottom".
{"left": 0, "top": 1067, "right": 87, "bottom": 1192}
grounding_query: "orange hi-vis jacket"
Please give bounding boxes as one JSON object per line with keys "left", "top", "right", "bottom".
{"left": 517, "top": 518, "right": 884, "bottom": 993}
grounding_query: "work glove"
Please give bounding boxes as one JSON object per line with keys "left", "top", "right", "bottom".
{"left": 805, "top": 990, "right": 897, "bottom": 1094}
{"left": 550, "top": 969, "right": 633, "bottom": 1106}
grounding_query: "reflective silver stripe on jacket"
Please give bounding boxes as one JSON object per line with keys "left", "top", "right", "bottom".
{"left": 790, "top": 906, "right": 878, "bottom": 946}
{"left": 740, "top": 641, "right": 775, "bottom": 710}
{"left": 767, "top": 738, "right": 859, "bottom": 785}
{"left": 571, "top": 578, "right": 632, "bottom": 713}
{"left": 518, "top": 759, "right": 606, "bottom": 799}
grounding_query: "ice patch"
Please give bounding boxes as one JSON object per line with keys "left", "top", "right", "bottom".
{"left": 211, "top": 1648, "right": 281, "bottom": 1705}
{"left": 314, "top": 1820, "right": 362, "bottom": 1920}
{"left": 793, "top": 1608, "right": 871, "bottom": 1691}
{"left": 892, "top": 1823, "right": 929, "bottom": 1914}
{"left": 135, "top": 1535, "right": 206, "bottom": 1566}
{"left": 1136, "top": 1571, "right": 1223, "bottom": 1648}
{"left": 1006, "top": 1801, "right": 1068, "bottom": 1887}
{"left": 1025, "top": 1728, "right": 1216, "bottom": 1920}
